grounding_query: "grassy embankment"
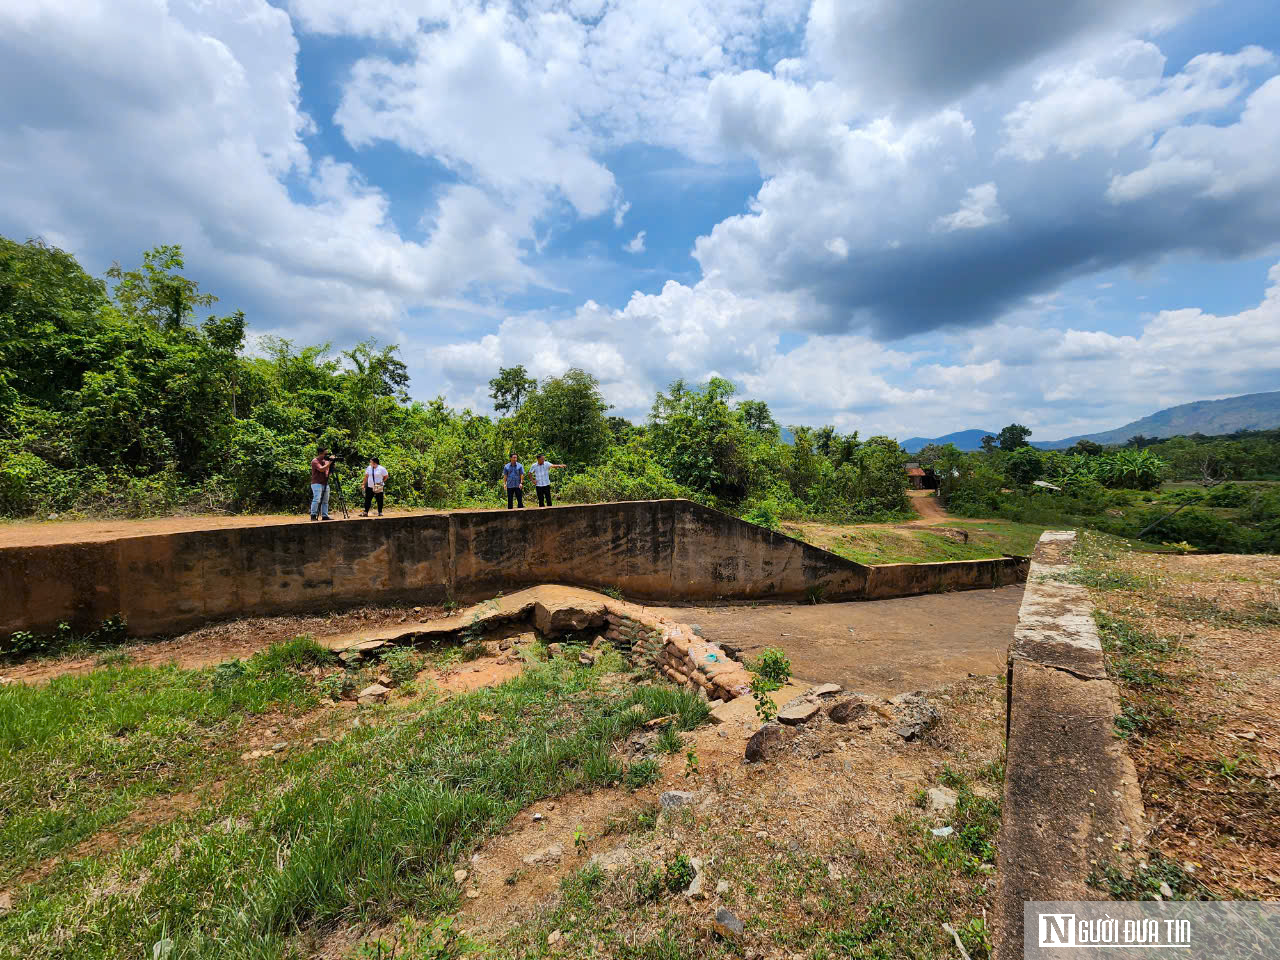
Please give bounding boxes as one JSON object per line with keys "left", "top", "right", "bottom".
{"left": 0, "top": 641, "right": 706, "bottom": 959}
{"left": 1067, "top": 532, "right": 1279, "bottom": 899}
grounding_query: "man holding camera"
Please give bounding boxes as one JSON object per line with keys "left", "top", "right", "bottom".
{"left": 310, "top": 446, "right": 336, "bottom": 520}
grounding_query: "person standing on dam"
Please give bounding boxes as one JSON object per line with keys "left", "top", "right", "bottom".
{"left": 502, "top": 453, "right": 525, "bottom": 509}
{"left": 530, "top": 453, "right": 566, "bottom": 506}
{"left": 360, "top": 456, "right": 388, "bottom": 517}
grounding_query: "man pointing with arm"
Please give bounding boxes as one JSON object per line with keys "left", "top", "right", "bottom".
{"left": 531, "top": 453, "right": 566, "bottom": 507}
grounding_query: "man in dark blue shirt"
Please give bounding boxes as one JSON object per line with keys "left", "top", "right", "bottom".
{"left": 501, "top": 453, "right": 525, "bottom": 509}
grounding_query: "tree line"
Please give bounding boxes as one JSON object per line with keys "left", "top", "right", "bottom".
{"left": 0, "top": 236, "right": 912, "bottom": 523}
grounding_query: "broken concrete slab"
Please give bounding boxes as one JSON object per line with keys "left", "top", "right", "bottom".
{"left": 776, "top": 697, "right": 822, "bottom": 726}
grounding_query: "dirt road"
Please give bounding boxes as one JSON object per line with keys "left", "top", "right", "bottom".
{"left": 0, "top": 508, "right": 466, "bottom": 548}
{"left": 651, "top": 583, "right": 1024, "bottom": 697}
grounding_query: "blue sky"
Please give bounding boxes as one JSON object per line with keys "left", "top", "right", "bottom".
{"left": 2, "top": 0, "right": 1279, "bottom": 442}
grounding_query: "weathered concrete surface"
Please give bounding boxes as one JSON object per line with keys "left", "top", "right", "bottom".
{"left": 320, "top": 584, "right": 756, "bottom": 702}
{"left": 993, "top": 531, "right": 1144, "bottom": 960}
{"left": 2, "top": 499, "right": 1028, "bottom": 637}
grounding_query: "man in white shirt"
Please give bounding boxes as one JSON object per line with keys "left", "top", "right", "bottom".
{"left": 360, "top": 456, "right": 389, "bottom": 517}
{"left": 530, "top": 453, "right": 566, "bottom": 506}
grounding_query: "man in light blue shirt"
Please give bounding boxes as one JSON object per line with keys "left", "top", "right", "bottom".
{"left": 501, "top": 453, "right": 525, "bottom": 509}
{"left": 530, "top": 453, "right": 566, "bottom": 506}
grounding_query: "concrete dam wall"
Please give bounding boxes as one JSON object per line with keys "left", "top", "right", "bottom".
{"left": 1, "top": 499, "right": 1029, "bottom": 637}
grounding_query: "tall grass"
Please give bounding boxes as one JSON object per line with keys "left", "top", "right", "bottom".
{"left": 0, "top": 638, "right": 331, "bottom": 886}
{"left": 0, "top": 652, "right": 706, "bottom": 959}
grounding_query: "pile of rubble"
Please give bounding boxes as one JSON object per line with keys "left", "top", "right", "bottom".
{"left": 605, "top": 612, "right": 753, "bottom": 703}
{"left": 745, "top": 686, "right": 941, "bottom": 762}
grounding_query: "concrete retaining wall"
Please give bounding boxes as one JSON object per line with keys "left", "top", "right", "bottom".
{"left": 1, "top": 499, "right": 1028, "bottom": 637}
{"left": 993, "top": 531, "right": 1144, "bottom": 959}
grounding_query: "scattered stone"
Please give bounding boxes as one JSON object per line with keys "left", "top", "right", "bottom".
{"left": 522, "top": 843, "right": 564, "bottom": 866}
{"left": 272, "top": 741, "right": 289, "bottom": 753}
{"left": 776, "top": 697, "right": 821, "bottom": 726}
{"left": 532, "top": 812, "right": 546, "bottom": 823}
{"left": 0, "top": 890, "right": 12, "bottom": 914}
{"left": 888, "top": 692, "right": 940, "bottom": 741}
{"left": 376, "top": 673, "right": 393, "bottom": 687}
{"left": 685, "top": 857, "right": 705, "bottom": 898}
{"left": 547, "top": 642, "right": 563, "bottom": 657}
{"left": 927, "top": 786, "right": 958, "bottom": 815}
{"left": 689, "top": 623, "right": 704, "bottom": 636}
{"left": 713, "top": 906, "right": 745, "bottom": 937}
{"left": 547, "top": 929, "right": 562, "bottom": 945}
{"left": 578, "top": 652, "right": 597, "bottom": 667}
{"left": 338, "top": 650, "right": 362, "bottom": 665}
{"left": 707, "top": 699, "right": 724, "bottom": 710}
{"left": 715, "top": 879, "right": 730, "bottom": 896}
{"left": 807, "top": 682, "right": 843, "bottom": 698}
{"left": 465, "top": 887, "right": 480, "bottom": 899}
{"left": 454, "top": 869, "right": 468, "bottom": 883}
{"left": 498, "top": 637, "right": 512, "bottom": 651}
{"left": 930, "top": 826, "right": 954, "bottom": 838}
{"left": 1159, "top": 881, "right": 1174, "bottom": 899}
{"left": 660, "top": 790, "right": 695, "bottom": 810}
{"left": 744, "top": 723, "right": 796, "bottom": 763}
{"left": 827, "top": 697, "right": 869, "bottom": 724}
{"left": 357, "top": 683, "right": 391, "bottom": 704}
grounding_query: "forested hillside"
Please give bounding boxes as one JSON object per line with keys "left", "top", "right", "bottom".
{"left": 0, "top": 236, "right": 910, "bottom": 523}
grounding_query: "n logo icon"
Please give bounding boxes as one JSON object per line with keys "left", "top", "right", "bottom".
{"left": 1039, "top": 913, "right": 1077, "bottom": 947}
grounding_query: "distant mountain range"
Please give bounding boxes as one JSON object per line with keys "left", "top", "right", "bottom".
{"left": 900, "top": 391, "right": 1280, "bottom": 452}
{"left": 901, "top": 429, "right": 997, "bottom": 453}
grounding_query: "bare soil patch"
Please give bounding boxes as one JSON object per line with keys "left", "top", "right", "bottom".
{"left": 334, "top": 674, "right": 1008, "bottom": 958}
{"left": 1083, "top": 542, "right": 1280, "bottom": 898}
{"left": 651, "top": 586, "right": 1024, "bottom": 697}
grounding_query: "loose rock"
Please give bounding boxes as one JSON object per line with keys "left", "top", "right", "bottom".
{"left": 546, "top": 642, "right": 563, "bottom": 657}
{"left": 685, "top": 857, "right": 705, "bottom": 898}
{"left": 578, "top": 652, "right": 596, "bottom": 666}
{"left": 777, "top": 697, "right": 821, "bottom": 726}
{"left": 713, "top": 906, "right": 745, "bottom": 937}
{"left": 357, "top": 683, "right": 391, "bottom": 704}
{"left": 888, "top": 692, "right": 940, "bottom": 741}
{"left": 454, "top": 869, "right": 468, "bottom": 883}
{"left": 808, "top": 682, "right": 843, "bottom": 698}
{"left": 927, "top": 786, "right": 958, "bottom": 815}
{"left": 660, "top": 790, "right": 695, "bottom": 810}
{"left": 744, "top": 723, "right": 796, "bottom": 762}
{"left": 715, "top": 879, "right": 730, "bottom": 896}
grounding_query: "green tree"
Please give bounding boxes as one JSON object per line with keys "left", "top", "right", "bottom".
{"left": 649, "top": 378, "right": 750, "bottom": 499}
{"left": 980, "top": 434, "right": 997, "bottom": 454}
{"left": 738, "top": 399, "right": 778, "bottom": 435}
{"left": 488, "top": 364, "right": 537, "bottom": 415}
{"left": 106, "top": 245, "right": 217, "bottom": 331}
{"left": 510, "top": 368, "right": 611, "bottom": 468}
{"left": 997, "top": 423, "right": 1032, "bottom": 451}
